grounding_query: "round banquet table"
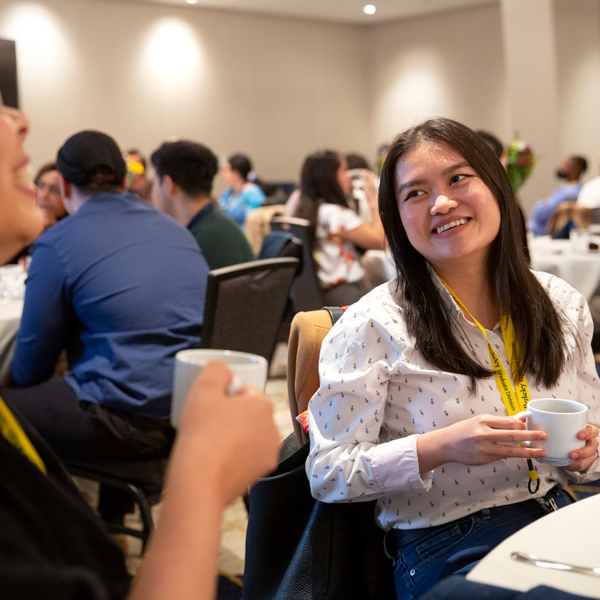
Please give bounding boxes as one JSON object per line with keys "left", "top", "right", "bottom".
{"left": 467, "top": 493, "right": 600, "bottom": 597}
{"left": 529, "top": 237, "right": 600, "bottom": 301}
{"left": 0, "top": 299, "right": 23, "bottom": 384}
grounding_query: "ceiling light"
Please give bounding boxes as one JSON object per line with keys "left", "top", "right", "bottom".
{"left": 186, "top": 0, "right": 198, "bottom": 4}
{"left": 363, "top": 5, "right": 376, "bottom": 15}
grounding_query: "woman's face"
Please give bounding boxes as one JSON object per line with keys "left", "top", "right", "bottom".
{"left": 36, "top": 169, "right": 67, "bottom": 228}
{"left": 0, "top": 105, "right": 43, "bottom": 261}
{"left": 222, "top": 162, "right": 242, "bottom": 187}
{"left": 336, "top": 156, "right": 351, "bottom": 196}
{"left": 395, "top": 142, "right": 500, "bottom": 272}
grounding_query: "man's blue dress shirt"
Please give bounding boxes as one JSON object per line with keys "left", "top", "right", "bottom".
{"left": 10, "top": 193, "right": 209, "bottom": 420}
{"left": 529, "top": 181, "right": 582, "bottom": 236}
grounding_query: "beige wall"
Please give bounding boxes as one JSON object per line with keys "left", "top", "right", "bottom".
{"left": 3, "top": 0, "right": 600, "bottom": 204}
{"left": 0, "top": 0, "right": 371, "bottom": 185}
{"left": 555, "top": 0, "right": 600, "bottom": 182}
{"left": 365, "top": 4, "right": 509, "bottom": 157}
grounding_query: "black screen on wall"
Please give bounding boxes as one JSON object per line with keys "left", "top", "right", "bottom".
{"left": 0, "top": 40, "right": 18, "bottom": 109}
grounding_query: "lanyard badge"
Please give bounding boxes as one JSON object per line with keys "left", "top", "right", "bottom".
{"left": 439, "top": 278, "right": 539, "bottom": 494}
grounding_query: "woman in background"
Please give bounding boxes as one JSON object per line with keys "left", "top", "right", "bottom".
{"left": 219, "top": 153, "right": 265, "bottom": 227}
{"left": 35, "top": 161, "right": 68, "bottom": 229}
{"left": 294, "top": 150, "right": 385, "bottom": 306}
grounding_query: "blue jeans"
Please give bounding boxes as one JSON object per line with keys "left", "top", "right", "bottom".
{"left": 386, "top": 487, "right": 572, "bottom": 600}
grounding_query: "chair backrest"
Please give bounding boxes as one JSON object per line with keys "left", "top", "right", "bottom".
{"left": 201, "top": 257, "right": 299, "bottom": 364}
{"left": 270, "top": 216, "right": 324, "bottom": 312}
{"left": 287, "top": 308, "right": 343, "bottom": 445}
{"left": 258, "top": 230, "right": 302, "bottom": 262}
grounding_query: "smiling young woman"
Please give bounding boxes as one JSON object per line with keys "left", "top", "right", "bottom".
{"left": 306, "top": 118, "right": 600, "bottom": 600}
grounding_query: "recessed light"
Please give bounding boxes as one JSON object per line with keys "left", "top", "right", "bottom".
{"left": 363, "top": 4, "right": 376, "bottom": 15}
{"left": 186, "top": 0, "right": 198, "bottom": 4}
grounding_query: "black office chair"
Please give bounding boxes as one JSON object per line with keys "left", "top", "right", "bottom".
{"left": 270, "top": 217, "right": 324, "bottom": 312}
{"left": 66, "top": 457, "right": 167, "bottom": 552}
{"left": 201, "top": 257, "right": 300, "bottom": 364}
{"left": 259, "top": 230, "right": 302, "bottom": 262}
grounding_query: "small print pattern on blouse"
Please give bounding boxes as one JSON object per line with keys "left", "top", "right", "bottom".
{"left": 315, "top": 203, "right": 365, "bottom": 288}
{"left": 306, "top": 270, "right": 600, "bottom": 531}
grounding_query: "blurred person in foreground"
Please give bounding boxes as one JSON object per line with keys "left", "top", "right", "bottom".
{"left": 529, "top": 155, "right": 588, "bottom": 235}
{"left": 0, "top": 99, "right": 280, "bottom": 599}
{"left": 6, "top": 129, "right": 209, "bottom": 528}
{"left": 151, "top": 140, "right": 255, "bottom": 269}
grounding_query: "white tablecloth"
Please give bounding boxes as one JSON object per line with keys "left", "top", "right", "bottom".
{"left": 0, "top": 299, "right": 23, "bottom": 384}
{"left": 468, "top": 494, "right": 600, "bottom": 597}
{"left": 529, "top": 237, "right": 600, "bottom": 301}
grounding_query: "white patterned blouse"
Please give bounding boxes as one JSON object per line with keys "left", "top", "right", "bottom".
{"left": 306, "top": 270, "right": 600, "bottom": 530}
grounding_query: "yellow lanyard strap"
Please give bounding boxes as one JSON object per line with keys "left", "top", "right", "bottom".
{"left": 439, "top": 278, "right": 539, "bottom": 492}
{"left": 0, "top": 396, "right": 46, "bottom": 474}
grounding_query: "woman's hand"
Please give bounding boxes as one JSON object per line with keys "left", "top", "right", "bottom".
{"left": 563, "top": 423, "right": 599, "bottom": 473}
{"left": 417, "top": 414, "right": 547, "bottom": 474}
{"left": 362, "top": 170, "right": 378, "bottom": 213}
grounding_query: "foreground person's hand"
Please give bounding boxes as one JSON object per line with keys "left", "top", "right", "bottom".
{"left": 563, "top": 423, "right": 599, "bottom": 473}
{"left": 175, "top": 360, "right": 280, "bottom": 507}
{"left": 130, "top": 361, "right": 280, "bottom": 600}
{"left": 417, "top": 414, "right": 548, "bottom": 474}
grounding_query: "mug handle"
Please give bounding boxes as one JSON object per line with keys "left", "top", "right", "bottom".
{"left": 513, "top": 410, "right": 532, "bottom": 447}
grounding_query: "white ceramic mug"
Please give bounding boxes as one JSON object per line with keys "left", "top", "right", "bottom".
{"left": 170, "top": 349, "right": 268, "bottom": 427}
{"left": 514, "top": 398, "right": 588, "bottom": 467}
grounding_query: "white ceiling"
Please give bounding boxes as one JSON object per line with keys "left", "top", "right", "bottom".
{"left": 116, "top": 0, "right": 497, "bottom": 24}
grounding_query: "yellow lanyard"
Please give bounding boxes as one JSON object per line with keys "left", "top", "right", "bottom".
{"left": 0, "top": 396, "right": 46, "bottom": 474}
{"left": 439, "top": 278, "right": 539, "bottom": 493}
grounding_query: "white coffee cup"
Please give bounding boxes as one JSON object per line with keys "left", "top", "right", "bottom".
{"left": 514, "top": 398, "right": 588, "bottom": 467}
{"left": 170, "top": 349, "right": 268, "bottom": 427}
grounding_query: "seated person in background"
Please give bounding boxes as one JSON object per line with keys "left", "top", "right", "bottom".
{"left": 151, "top": 140, "right": 255, "bottom": 269}
{"left": 124, "top": 148, "right": 152, "bottom": 202}
{"left": 529, "top": 155, "right": 587, "bottom": 235}
{"left": 0, "top": 100, "right": 280, "bottom": 600}
{"left": 577, "top": 153, "right": 600, "bottom": 209}
{"left": 5, "top": 129, "right": 209, "bottom": 527}
{"left": 35, "top": 162, "right": 67, "bottom": 229}
{"left": 306, "top": 118, "right": 600, "bottom": 600}
{"left": 294, "top": 150, "right": 385, "bottom": 306}
{"left": 346, "top": 152, "right": 375, "bottom": 223}
{"left": 219, "top": 153, "right": 265, "bottom": 228}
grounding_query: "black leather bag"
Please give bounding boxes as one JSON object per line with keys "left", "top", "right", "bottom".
{"left": 242, "top": 434, "right": 396, "bottom": 600}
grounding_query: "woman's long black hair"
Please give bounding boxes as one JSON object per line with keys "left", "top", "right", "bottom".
{"left": 379, "top": 117, "right": 570, "bottom": 389}
{"left": 294, "top": 150, "right": 348, "bottom": 245}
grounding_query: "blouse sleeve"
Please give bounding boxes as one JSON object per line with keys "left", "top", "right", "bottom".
{"left": 305, "top": 300, "right": 433, "bottom": 503}
{"left": 565, "top": 294, "right": 600, "bottom": 483}
{"left": 327, "top": 205, "right": 364, "bottom": 235}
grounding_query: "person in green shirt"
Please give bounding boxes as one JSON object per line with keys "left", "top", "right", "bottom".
{"left": 150, "top": 140, "right": 255, "bottom": 269}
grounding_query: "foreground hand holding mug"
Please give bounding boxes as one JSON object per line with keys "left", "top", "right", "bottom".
{"left": 130, "top": 361, "right": 280, "bottom": 600}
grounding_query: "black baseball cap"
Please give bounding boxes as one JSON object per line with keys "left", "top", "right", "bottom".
{"left": 56, "top": 130, "right": 127, "bottom": 187}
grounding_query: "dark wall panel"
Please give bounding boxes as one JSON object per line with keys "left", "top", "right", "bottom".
{"left": 0, "top": 40, "right": 18, "bottom": 109}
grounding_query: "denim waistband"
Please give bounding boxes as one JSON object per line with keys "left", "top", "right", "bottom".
{"left": 386, "top": 485, "right": 568, "bottom": 553}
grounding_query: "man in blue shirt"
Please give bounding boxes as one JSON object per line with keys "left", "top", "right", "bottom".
{"left": 5, "top": 130, "right": 209, "bottom": 524}
{"left": 529, "top": 155, "right": 588, "bottom": 235}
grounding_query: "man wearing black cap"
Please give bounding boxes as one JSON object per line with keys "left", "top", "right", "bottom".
{"left": 5, "top": 130, "right": 209, "bottom": 525}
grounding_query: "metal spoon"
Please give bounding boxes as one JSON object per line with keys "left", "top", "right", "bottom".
{"left": 511, "top": 551, "right": 600, "bottom": 579}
